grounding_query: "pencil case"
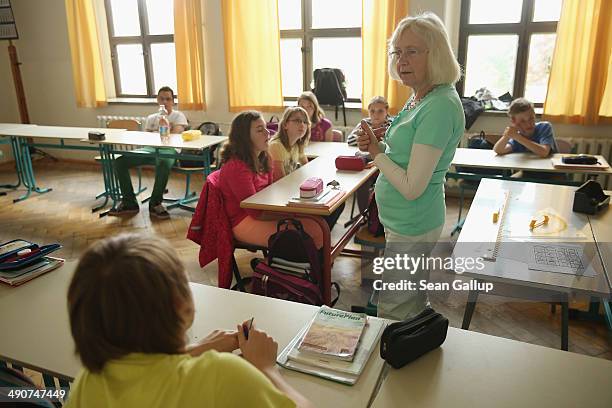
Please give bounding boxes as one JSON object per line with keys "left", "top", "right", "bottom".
{"left": 335, "top": 155, "right": 366, "bottom": 171}
{"left": 0, "top": 239, "right": 62, "bottom": 271}
{"left": 300, "top": 177, "right": 324, "bottom": 198}
{"left": 380, "top": 308, "right": 448, "bottom": 369}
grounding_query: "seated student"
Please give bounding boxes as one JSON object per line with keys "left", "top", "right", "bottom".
{"left": 493, "top": 97, "right": 558, "bottom": 158}
{"left": 297, "top": 91, "right": 334, "bottom": 142}
{"left": 269, "top": 107, "right": 345, "bottom": 231}
{"left": 347, "top": 96, "right": 393, "bottom": 146}
{"left": 64, "top": 233, "right": 312, "bottom": 408}
{"left": 347, "top": 96, "right": 394, "bottom": 212}
{"left": 218, "top": 110, "right": 324, "bottom": 248}
{"left": 110, "top": 86, "right": 188, "bottom": 219}
{"left": 268, "top": 106, "right": 310, "bottom": 181}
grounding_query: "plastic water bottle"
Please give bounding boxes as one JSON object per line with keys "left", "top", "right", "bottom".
{"left": 158, "top": 105, "right": 170, "bottom": 138}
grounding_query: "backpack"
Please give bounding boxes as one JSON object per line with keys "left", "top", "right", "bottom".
{"left": 313, "top": 68, "right": 347, "bottom": 106}
{"left": 266, "top": 115, "right": 280, "bottom": 136}
{"left": 365, "top": 192, "right": 384, "bottom": 237}
{"left": 251, "top": 218, "right": 340, "bottom": 306}
{"left": 179, "top": 121, "right": 222, "bottom": 168}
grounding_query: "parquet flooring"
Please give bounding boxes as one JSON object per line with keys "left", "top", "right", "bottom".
{"left": 1, "top": 158, "right": 610, "bottom": 361}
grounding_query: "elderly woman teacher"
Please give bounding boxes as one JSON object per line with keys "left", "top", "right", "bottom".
{"left": 358, "top": 13, "right": 464, "bottom": 320}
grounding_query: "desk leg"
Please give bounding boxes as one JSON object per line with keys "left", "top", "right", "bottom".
{"left": 462, "top": 287, "right": 480, "bottom": 329}
{"left": 561, "top": 300, "right": 569, "bottom": 351}
{"left": 301, "top": 214, "right": 332, "bottom": 305}
{"left": 12, "top": 136, "right": 52, "bottom": 203}
{"left": 97, "top": 144, "right": 121, "bottom": 217}
{"left": 0, "top": 136, "right": 23, "bottom": 189}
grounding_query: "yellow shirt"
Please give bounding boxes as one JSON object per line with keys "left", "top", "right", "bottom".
{"left": 64, "top": 351, "right": 296, "bottom": 408}
{"left": 268, "top": 139, "right": 307, "bottom": 177}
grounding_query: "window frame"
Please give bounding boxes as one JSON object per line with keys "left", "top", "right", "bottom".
{"left": 279, "top": 0, "right": 361, "bottom": 103}
{"left": 104, "top": 0, "right": 175, "bottom": 98}
{"left": 457, "top": 0, "right": 558, "bottom": 107}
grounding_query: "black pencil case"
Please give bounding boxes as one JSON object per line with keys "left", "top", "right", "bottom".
{"left": 380, "top": 308, "right": 449, "bottom": 369}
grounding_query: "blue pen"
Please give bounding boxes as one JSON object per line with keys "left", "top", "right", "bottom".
{"left": 243, "top": 317, "right": 254, "bottom": 340}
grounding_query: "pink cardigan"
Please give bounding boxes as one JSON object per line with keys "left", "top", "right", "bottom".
{"left": 218, "top": 158, "right": 273, "bottom": 227}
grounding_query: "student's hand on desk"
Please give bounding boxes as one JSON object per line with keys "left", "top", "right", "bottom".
{"left": 237, "top": 324, "right": 278, "bottom": 372}
{"left": 186, "top": 330, "right": 239, "bottom": 356}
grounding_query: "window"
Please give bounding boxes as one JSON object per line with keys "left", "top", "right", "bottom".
{"left": 104, "top": 0, "right": 176, "bottom": 98}
{"left": 458, "top": 0, "right": 562, "bottom": 105}
{"left": 278, "top": 0, "right": 362, "bottom": 102}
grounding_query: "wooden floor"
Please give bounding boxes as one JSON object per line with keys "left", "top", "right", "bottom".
{"left": 1, "top": 157, "right": 610, "bottom": 362}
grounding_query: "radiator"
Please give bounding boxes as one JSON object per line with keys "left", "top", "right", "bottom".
{"left": 557, "top": 137, "right": 612, "bottom": 189}
{"left": 96, "top": 115, "right": 147, "bottom": 130}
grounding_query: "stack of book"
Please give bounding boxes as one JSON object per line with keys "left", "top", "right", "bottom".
{"left": 270, "top": 257, "right": 311, "bottom": 280}
{"left": 0, "top": 240, "right": 64, "bottom": 286}
{"left": 288, "top": 187, "right": 346, "bottom": 209}
{"left": 277, "top": 306, "right": 385, "bottom": 385}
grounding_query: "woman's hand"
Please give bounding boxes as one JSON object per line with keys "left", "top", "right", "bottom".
{"left": 360, "top": 120, "right": 382, "bottom": 158}
{"left": 186, "top": 329, "right": 239, "bottom": 356}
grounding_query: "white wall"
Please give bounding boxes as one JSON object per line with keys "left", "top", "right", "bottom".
{"left": 0, "top": 0, "right": 610, "bottom": 163}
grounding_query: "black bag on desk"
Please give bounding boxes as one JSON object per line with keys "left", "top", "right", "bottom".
{"left": 380, "top": 308, "right": 449, "bottom": 369}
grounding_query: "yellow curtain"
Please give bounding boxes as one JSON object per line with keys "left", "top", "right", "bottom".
{"left": 65, "top": 0, "right": 107, "bottom": 108}
{"left": 174, "top": 0, "right": 206, "bottom": 111}
{"left": 543, "top": 0, "right": 612, "bottom": 125}
{"left": 599, "top": 52, "right": 612, "bottom": 116}
{"left": 221, "top": 0, "right": 283, "bottom": 112}
{"left": 362, "top": 0, "right": 410, "bottom": 115}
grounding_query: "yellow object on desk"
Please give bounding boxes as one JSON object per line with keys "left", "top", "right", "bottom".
{"left": 181, "top": 129, "right": 202, "bottom": 141}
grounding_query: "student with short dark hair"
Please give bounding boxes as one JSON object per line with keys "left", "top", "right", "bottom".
{"left": 64, "top": 233, "right": 312, "bottom": 408}
{"left": 493, "top": 97, "right": 558, "bottom": 158}
{"left": 111, "top": 86, "right": 189, "bottom": 219}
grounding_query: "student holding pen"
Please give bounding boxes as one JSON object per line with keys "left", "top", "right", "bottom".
{"left": 64, "top": 233, "right": 312, "bottom": 408}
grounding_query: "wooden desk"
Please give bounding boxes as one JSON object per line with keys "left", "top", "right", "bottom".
{"left": 371, "top": 327, "right": 612, "bottom": 408}
{"left": 0, "top": 125, "right": 124, "bottom": 202}
{"left": 0, "top": 262, "right": 386, "bottom": 408}
{"left": 305, "top": 141, "right": 358, "bottom": 158}
{"left": 82, "top": 131, "right": 228, "bottom": 215}
{"left": 241, "top": 153, "right": 378, "bottom": 305}
{"left": 452, "top": 148, "right": 612, "bottom": 175}
{"left": 453, "top": 179, "right": 612, "bottom": 349}
{"left": 87, "top": 130, "right": 227, "bottom": 150}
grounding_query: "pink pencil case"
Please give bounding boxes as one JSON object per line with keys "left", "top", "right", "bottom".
{"left": 300, "top": 177, "right": 324, "bottom": 198}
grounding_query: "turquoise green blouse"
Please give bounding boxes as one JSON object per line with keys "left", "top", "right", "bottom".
{"left": 374, "top": 84, "right": 465, "bottom": 236}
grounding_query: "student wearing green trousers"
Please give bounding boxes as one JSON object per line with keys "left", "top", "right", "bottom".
{"left": 110, "top": 87, "right": 188, "bottom": 219}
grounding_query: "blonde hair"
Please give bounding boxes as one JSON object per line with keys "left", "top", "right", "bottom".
{"left": 388, "top": 12, "right": 461, "bottom": 87}
{"left": 297, "top": 91, "right": 325, "bottom": 124}
{"left": 272, "top": 106, "right": 311, "bottom": 154}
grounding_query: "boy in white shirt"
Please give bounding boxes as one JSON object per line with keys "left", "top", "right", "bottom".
{"left": 111, "top": 87, "right": 188, "bottom": 219}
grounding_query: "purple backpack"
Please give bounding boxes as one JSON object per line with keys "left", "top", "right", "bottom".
{"left": 251, "top": 219, "right": 339, "bottom": 306}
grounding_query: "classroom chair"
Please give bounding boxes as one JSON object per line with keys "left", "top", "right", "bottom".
{"left": 142, "top": 121, "right": 220, "bottom": 212}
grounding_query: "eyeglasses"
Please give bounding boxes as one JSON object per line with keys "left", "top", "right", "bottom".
{"left": 389, "top": 47, "right": 428, "bottom": 60}
{"left": 288, "top": 119, "right": 308, "bottom": 125}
